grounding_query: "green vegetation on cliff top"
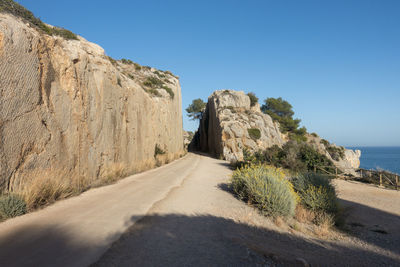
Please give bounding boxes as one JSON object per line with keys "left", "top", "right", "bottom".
{"left": 0, "top": 0, "right": 78, "bottom": 40}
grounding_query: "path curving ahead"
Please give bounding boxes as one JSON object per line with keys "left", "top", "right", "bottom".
{"left": 1, "top": 153, "right": 400, "bottom": 266}
{"left": 0, "top": 154, "right": 202, "bottom": 267}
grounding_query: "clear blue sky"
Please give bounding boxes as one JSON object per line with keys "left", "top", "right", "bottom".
{"left": 18, "top": 0, "right": 400, "bottom": 146}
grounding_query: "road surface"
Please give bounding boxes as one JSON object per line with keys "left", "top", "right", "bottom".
{"left": 0, "top": 153, "right": 399, "bottom": 266}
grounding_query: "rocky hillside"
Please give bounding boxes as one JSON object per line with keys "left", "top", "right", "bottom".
{"left": 191, "top": 90, "right": 360, "bottom": 173}
{"left": 0, "top": 11, "right": 184, "bottom": 192}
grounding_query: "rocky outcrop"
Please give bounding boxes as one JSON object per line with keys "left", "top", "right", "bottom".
{"left": 307, "top": 134, "right": 361, "bottom": 173}
{"left": 192, "top": 90, "right": 361, "bottom": 173}
{"left": 0, "top": 13, "right": 184, "bottom": 191}
{"left": 192, "top": 90, "right": 284, "bottom": 162}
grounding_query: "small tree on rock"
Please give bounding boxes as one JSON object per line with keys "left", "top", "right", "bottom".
{"left": 261, "top": 97, "right": 306, "bottom": 139}
{"left": 186, "top": 99, "right": 206, "bottom": 120}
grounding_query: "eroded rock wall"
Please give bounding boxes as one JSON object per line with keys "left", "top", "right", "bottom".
{"left": 0, "top": 14, "right": 184, "bottom": 191}
{"left": 194, "top": 90, "right": 284, "bottom": 162}
{"left": 193, "top": 89, "right": 361, "bottom": 173}
{"left": 307, "top": 134, "right": 361, "bottom": 173}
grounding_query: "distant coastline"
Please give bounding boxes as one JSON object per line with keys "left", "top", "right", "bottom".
{"left": 347, "top": 146, "right": 400, "bottom": 175}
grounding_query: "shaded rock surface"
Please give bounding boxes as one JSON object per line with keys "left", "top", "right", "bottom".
{"left": 0, "top": 13, "right": 184, "bottom": 191}
{"left": 191, "top": 90, "right": 360, "bottom": 173}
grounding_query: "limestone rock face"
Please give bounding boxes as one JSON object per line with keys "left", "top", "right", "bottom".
{"left": 192, "top": 89, "right": 361, "bottom": 174}
{"left": 306, "top": 134, "right": 361, "bottom": 173}
{"left": 0, "top": 14, "right": 184, "bottom": 191}
{"left": 193, "top": 90, "right": 284, "bottom": 162}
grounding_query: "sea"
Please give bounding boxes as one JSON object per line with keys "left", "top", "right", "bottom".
{"left": 347, "top": 146, "right": 400, "bottom": 175}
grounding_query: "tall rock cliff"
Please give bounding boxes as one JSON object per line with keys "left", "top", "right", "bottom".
{"left": 192, "top": 90, "right": 284, "bottom": 162}
{"left": 192, "top": 90, "right": 361, "bottom": 173}
{"left": 0, "top": 13, "right": 184, "bottom": 191}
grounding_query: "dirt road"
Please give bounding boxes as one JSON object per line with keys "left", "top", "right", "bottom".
{"left": 1, "top": 153, "right": 399, "bottom": 266}
{"left": 0, "top": 154, "right": 201, "bottom": 267}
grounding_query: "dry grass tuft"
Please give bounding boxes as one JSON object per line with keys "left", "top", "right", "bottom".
{"left": 15, "top": 169, "right": 77, "bottom": 210}
{"left": 291, "top": 221, "right": 303, "bottom": 232}
{"left": 313, "top": 212, "right": 335, "bottom": 238}
{"left": 6, "top": 151, "right": 184, "bottom": 213}
{"left": 295, "top": 205, "right": 315, "bottom": 223}
{"left": 274, "top": 216, "right": 285, "bottom": 228}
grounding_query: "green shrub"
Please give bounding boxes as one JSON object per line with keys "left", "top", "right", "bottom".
{"left": 320, "top": 139, "right": 330, "bottom": 147}
{"left": 143, "top": 76, "right": 164, "bottom": 88}
{"left": 161, "top": 86, "right": 174, "bottom": 99}
{"left": 0, "top": 0, "right": 46, "bottom": 31}
{"left": 0, "top": 194, "right": 27, "bottom": 220}
{"left": 51, "top": 27, "right": 78, "bottom": 40}
{"left": 299, "top": 144, "right": 333, "bottom": 171}
{"left": 121, "top": 58, "right": 133, "bottom": 64}
{"left": 155, "top": 71, "right": 166, "bottom": 78}
{"left": 248, "top": 128, "right": 261, "bottom": 140}
{"left": 148, "top": 89, "right": 160, "bottom": 97}
{"left": 226, "top": 106, "right": 236, "bottom": 112}
{"left": 291, "top": 173, "right": 338, "bottom": 215}
{"left": 311, "top": 132, "right": 318, "bottom": 137}
{"left": 238, "top": 141, "right": 334, "bottom": 173}
{"left": 154, "top": 144, "right": 166, "bottom": 157}
{"left": 289, "top": 131, "right": 307, "bottom": 143}
{"left": 231, "top": 165, "right": 297, "bottom": 217}
{"left": 0, "top": 0, "right": 78, "bottom": 40}
{"left": 326, "top": 145, "right": 345, "bottom": 161}
{"left": 134, "top": 63, "right": 142, "bottom": 71}
{"left": 247, "top": 92, "right": 259, "bottom": 107}
{"left": 107, "top": 56, "right": 117, "bottom": 66}
{"left": 164, "top": 70, "right": 177, "bottom": 78}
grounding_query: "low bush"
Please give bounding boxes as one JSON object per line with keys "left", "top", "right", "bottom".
{"left": 241, "top": 141, "right": 334, "bottom": 173}
{"left": 143, "top": 76, "right": 164, "bottom": 88}
{"left": 320, "top": 139, "right": 330, "bottom": 147}
{"left": 162, "top": 85, "right": 174, "bottom": 99}
{"left": 154, "top": 144, "right": 166, "bottom": 157}
{"left": 148, "top": 89, "right": 160, "bottom": 97}
{"left": 0, "top": 194, "right": 27, "bottom": 220}
{"left": 134, "top": 63, "right": 142, "bottom": 71}
{"left": 0, "top": 0, "right": 78, "bottom": 40}
{"left": 291, "top": 173, "right": 338, "bottom": 215}
{"left": 164, "top": 70, "right": 177, "bottom": 78}
{"left": 50, "top": 27, "right": 78, "bottom": 40}
{"left": 231, "top": 165, "right": 298, "bottom": 218}
{"left": 326, "top": 145, "right": 345, "bottom": 161}
{"left": 107, "top": 56, "right": 117, "bottom": 66}
{"left": 121, "top": 58, "right": 133, "bottom": 64}
{"left": 248, "top": 128, "right": 261, "bottom": 140}
{"left": 155, "top": 71, "right": 166, "bottom": 78}
{"left": 247, "top": 92, "right": 258, "bottom": 107}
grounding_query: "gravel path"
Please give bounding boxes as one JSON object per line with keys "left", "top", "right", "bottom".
{"left": 95, "top": 155, "right": 400, "bottom": 266}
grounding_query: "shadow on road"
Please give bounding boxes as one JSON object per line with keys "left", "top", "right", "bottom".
{"left": 338, "top": 198, "right": 400, "bottom": 254}
{"left": 94, "top": 213, "right": 400, "bottom": 266}
{"left": 0, "top": 223, "right": 117, "bottom": 267}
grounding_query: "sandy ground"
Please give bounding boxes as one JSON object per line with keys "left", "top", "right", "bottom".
{"left": 1, "top": 153, "right": 399, "bottom": 266}
{"left": 95, "top": 154, "right": 400, "bottom": 266}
